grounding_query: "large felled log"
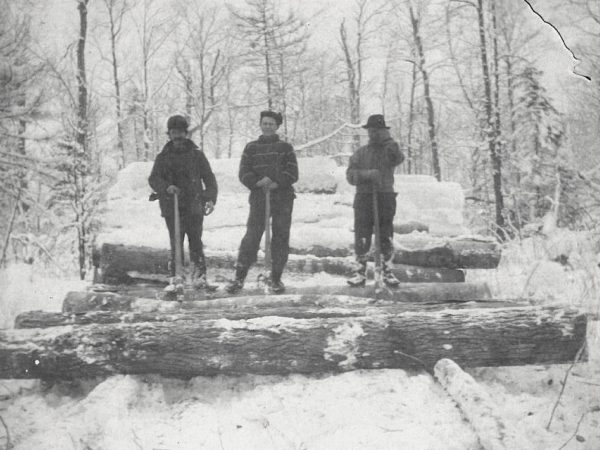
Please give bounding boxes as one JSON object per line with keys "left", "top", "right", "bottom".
{"left": 0, "top": 305, "right": 586, "bottom": 379}
{"left": 394, "top": 237, "right": 501, "bottom": 269}
{"left": 371, "top": 264, "right": 464, "bottom": 283}
{"left": 62, "top": 282, "right": 492, "bottom": 313}
{"left": 98, "top": 243, "right": 238, "bottom": 283}
{"left": 435, "top": 359, "right": 526, "bottom": 449}
{"left": 98, "top": 243, "right": 466, "bottom": 284}
{"left": 393, "top": 221, "right": 429, "bottom": 235}
{"left": 19, "top": 294, "right": 516, "bottom": 328}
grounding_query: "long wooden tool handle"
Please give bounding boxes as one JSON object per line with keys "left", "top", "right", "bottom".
{"left": 372, "top": 187, "right": 382, "bottom": 276}
{"left": 173, "top": 191, "right": 182, "bottom": 277}
{"left": 264, "top": 188, "right": 271, "bottom": 269}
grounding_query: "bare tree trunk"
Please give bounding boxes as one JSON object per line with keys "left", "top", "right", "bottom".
{"left": 106, "top": 0, "right": 125, "bottom": 168}
{"left": 77, "top": 0, "right": 89, "bottom": 152}
{"left": 76, "top": 0, "right": 90, "bottom": 280}
{"left": 0, "top": 188, "right": 21, "bottom": 267}
{"left": 407, "top": 61, "right": 417, "bottom": 174}
{"left": 340, "top": 19, "right": 360, "bottom": 147}
{"left": 477, "top": 0, "right": 505, "bottom": 238}
{"left": 142, "top": 3, "right": 151, "bottom": 161}
{"left": 409, "top": 5, "right": 441, "bottom": 181}
{"left": 260, "top": 6, "right": 273, "bottom": 109}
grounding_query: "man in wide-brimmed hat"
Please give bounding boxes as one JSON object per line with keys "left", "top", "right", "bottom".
{"left": 225, "top": 110, "right": 299, "bottom": 294}
{"left": 346, "top": 114, "right": 405, "bottom": 287}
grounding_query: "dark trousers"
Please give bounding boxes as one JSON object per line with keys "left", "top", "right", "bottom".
{"left": 353, "top": 192, "right": 397, "bottom": 264}
{"left": 236, "top": 189, "right": 294, "bottom": 281}
{"left": 165, "top": 212, "right": 205, "bottom": 276}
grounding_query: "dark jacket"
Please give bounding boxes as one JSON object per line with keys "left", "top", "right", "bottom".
{"left": 239, "top": 134, "right": 298, "bottom": 192}
{"left": 346, "top": 138, "right": 404, "bottom": 193}
{"left": 149, "top": 139, "right": 218, "bottom": 217}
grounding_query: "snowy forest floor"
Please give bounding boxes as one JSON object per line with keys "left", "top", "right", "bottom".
{"left": 1, "top": 231, "right": 600, "bottom": 449}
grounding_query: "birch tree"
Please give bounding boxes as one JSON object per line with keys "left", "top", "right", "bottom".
{"left": 100, "top": 0, "right": 133, "bottom": 168}
{"left": 229, "top": 0, "right": 308, "bottom": 135}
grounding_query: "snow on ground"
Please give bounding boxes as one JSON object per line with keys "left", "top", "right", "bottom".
{"left": 97, "top": 157, "right": 468, "bottom": 251}
{"left": 1, "top": 232, "right": 599, "bottom": 448}
{"left": 3, "top": 371, "right": 480, "bottom": 450}
{"left": 0, "top": 264, "right": 87, "bottom": 329}
{"left": 2, "top": 158, "right": 600, "bottom": 449}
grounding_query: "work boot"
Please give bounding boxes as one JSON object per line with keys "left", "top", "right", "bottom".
{"left": 347, "top": 260, "right": 367, "bottom": 287}
{"left": 270, "top": 278, "right": 285, "bottom": 294}
{"left": 164, "top": 275, "right": 184, "bottom": 296}
{"left": 225, "top": 279, "right": 244, "bottom": 294}
{"left": 382, "top": 262, "right": 400, "bottom": 287}
{"left": 225, "top": 265, "right": 247, "bottom": 294}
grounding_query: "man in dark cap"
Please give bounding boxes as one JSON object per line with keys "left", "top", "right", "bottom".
{"left": 225, "top": 110, "right": 299, "bottom": 294}
{"left": 346, "top": 114, "right": 405, "bottom": 287}
{"left": 149, "top": 114, "right": 218, "bottom": 289}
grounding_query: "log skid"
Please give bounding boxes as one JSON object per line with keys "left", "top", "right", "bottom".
{"left": 0, "top": 304, "right": 587, "bottom": 379}
{"left": 435, "top": 358, "right": 524, "bottom": 449}
{"left": 394, "top": 237, "right": 501, "bottom": 269}
{"left": 17, "top": 295, "right": 519, "bottom": 329}
{"left": 97, "top": 241, "right": 496, "bottom": 284}
{"left": 61, "top": 282, "right": 492, "bottom": 313}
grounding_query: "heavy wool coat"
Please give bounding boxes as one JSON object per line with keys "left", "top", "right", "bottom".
{"left": 149, "top": 139, "right": 218, "bottom": 217}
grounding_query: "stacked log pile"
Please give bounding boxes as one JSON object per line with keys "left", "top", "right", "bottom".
{"left": 0, "top": 237, "right": 588, "bottom": 380}
{"left": 96, "top": 235, "right": 500, "bottom": 285}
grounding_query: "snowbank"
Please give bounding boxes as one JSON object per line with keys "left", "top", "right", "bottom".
{"left": 99, "top": 157, "right": 468, "bottom": 250}
{"left": 0, "top": 264, "right": 87, "bottom": 329}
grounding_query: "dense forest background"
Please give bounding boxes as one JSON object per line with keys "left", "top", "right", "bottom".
{"left": 1, "top": 0, "right": 599, "bottom": 278}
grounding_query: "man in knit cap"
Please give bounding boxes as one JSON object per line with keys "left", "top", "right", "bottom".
{"left": 346, "top": 114, "right": 405, "bottom": 287}
{"left": 149, "top": 115, "right": 218, "bottom": 289}
{"left": 226, "top": 110, "right": 298, "bottom": 294}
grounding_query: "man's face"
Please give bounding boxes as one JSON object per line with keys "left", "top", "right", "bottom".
{"left": 169, "top": 128, "right": 187, "bottom": 142}
{"left": 368, "top": 127, "right": 388, "bottom": 143}
{"left": 260, "top": 116, "right": 279, "bottom": 136}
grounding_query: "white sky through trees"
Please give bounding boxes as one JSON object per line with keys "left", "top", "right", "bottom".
{"left": 30, "top": 0, "right": 582, "bottom": 113}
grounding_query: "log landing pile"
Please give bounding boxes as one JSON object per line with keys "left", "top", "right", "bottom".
{"left": 95, "top": 234, "right": 500, "bottom": 285}
{"left": 0, "top": 235, "right": 588, "bottom": 380}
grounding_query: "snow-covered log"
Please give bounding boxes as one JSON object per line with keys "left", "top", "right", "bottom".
{"left": 19, "top": 294, "right": 515, "bottom": 328}
{"left": 98, "top": 243, "right": 469, "bottom": 283}
{"left": 394, "top": 237, "right": 501, "bottom": 269}
{"left": 61, "top": 282, "right": 492, "bottom": 313}
{"left": 393, "top": 221, "right": 429, "bottom": 234}
{"left": 0, "top": 305, "right": 586, "bottom": 379}
{"left": 435, "top": 358, "right": 527, "bottom": 449}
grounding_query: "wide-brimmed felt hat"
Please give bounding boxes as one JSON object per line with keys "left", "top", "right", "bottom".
{"left": 362, "top": 114, "right": 389, "bottom": 129}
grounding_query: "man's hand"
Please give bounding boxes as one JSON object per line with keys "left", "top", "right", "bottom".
{"left": 366, "top": 169, "right": 381, "bottom": 182}
{"left": 204, "top": 201, "right": 215, "bottom": 216}
{"left": 267, "top": 181, "right": 279, "bottom": 190}
{"left": 166, "top": 185, "right": 180, "bottom": 195}
{"left": 364, "top": 169, "right": 381, "bottom": 187}
{"left": 255, "top": 176, "right": 273, "bottom": 189}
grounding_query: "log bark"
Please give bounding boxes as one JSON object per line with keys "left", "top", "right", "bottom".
{"left": 19, "top": 295, "right": 516, "bottom": 329}
{"left": 394, "top": 237, "right": 501, "bottom": 269}
{"left": 62, "top": 282, "right": 491, "bottom": 313}
{"left": 435, "top": 358, "right": 525, "bottom": 449}
{"left": 98, "top": 243, "right": 471, "bottom": 283}
{"left": 0, "top": 305, "right": 586, "bottom": 379}
{"left": 393, "top": 221, "right": 429, "bottom": 235}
